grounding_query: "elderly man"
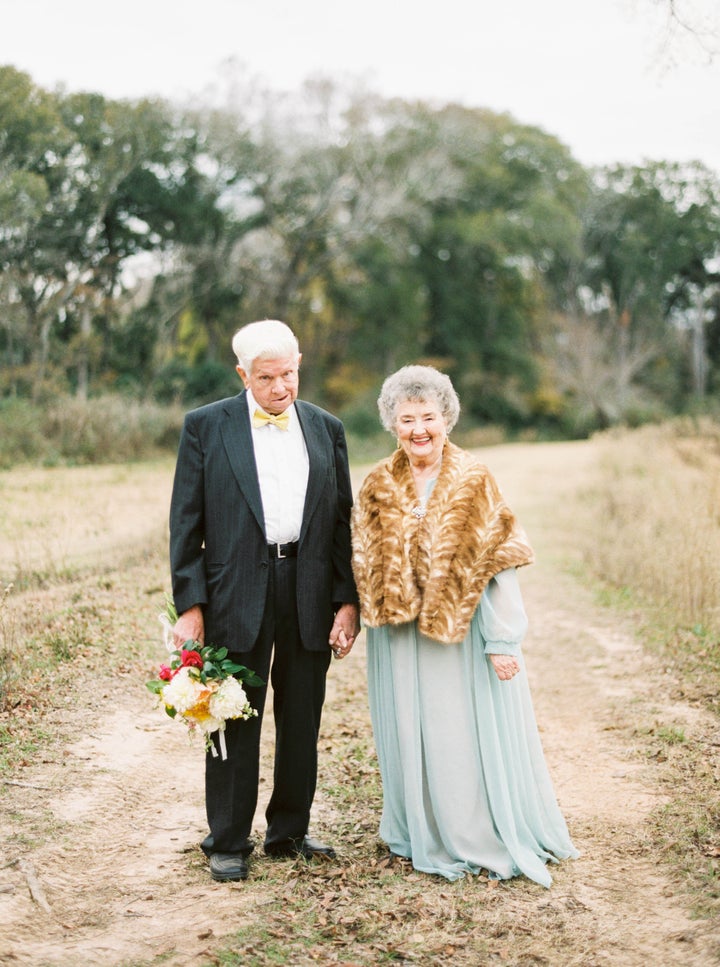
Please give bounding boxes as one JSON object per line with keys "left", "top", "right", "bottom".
{"left": 169, "top": 319, "right": 360, "bottom": 882}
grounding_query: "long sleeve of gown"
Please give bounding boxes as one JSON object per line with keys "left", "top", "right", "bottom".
{"left": 479, "top": 567, "right": 528, "bottom": 656}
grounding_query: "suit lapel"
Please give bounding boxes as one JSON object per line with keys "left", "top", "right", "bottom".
{"left": 296, "top": 401, "right": 328, "bottom": 546}
{"left": 220, "top": 392, "right": 266, "bottom": 536}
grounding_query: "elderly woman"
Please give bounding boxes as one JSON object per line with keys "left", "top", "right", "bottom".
{"left": 351, "top": 365, "right": 577, "bottom": 886}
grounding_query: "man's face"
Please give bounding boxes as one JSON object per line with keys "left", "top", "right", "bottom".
{"left": 237, "top": 354, "right": 301, "bottom": 414}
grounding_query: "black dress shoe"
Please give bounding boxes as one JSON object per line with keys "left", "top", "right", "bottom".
{"left": 299, "top": 836, "right": 336, "bottom": 859}
{"left": 209, "top": 852, "right": 248, "bottom": 882}
{"left": 266, "top": 836, "right": 336, "bottom": 859}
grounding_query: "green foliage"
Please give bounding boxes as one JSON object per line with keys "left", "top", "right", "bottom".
{"left": 153, "top": 359, "right": 240, "bottom": 406}
{"left": 585, "top": 162, "right": 720, "bottom": 326}
{"left": 654, "top": 725, "right": 686, "bottom": 745}
{"left": 145, "top": 641, "right": 264, "bottom": 696}
{"left": 0, "top": 394, "right": 183, "bottom": 466}
{"left": 1, "top": 67, "right": 719, "bottom": 453}
{"left": 0, "top": 399, "right": 46, "bottom": 467}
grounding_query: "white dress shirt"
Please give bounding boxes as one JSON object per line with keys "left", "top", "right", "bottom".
{"left": 246, "top": 390, "right": 309, "bottom": 544}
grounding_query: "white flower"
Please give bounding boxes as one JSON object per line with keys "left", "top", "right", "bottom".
{"left": 210, "top": 676, "right": 252, "bottom": 720}
{"left": 162, "top": 666, "right": 203, "bottom": 714}
{"left": 195, "top": 712, "right": 225, "bottom": 734}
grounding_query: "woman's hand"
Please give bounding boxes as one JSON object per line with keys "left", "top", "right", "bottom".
{"left": 489, "top": 654, "right": 520, "bottom": 681}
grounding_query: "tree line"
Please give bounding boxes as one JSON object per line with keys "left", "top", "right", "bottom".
{"left": 1, "top": 63, "right": 719, "bottom": 441}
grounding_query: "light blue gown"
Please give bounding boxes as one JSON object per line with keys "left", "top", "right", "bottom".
{"left": 366, "top": 566, "right": 578, "bottom": 886}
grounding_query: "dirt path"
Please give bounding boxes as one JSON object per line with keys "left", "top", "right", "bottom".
{"left": 1, "top": 441, "right": 719, "bottom": 966}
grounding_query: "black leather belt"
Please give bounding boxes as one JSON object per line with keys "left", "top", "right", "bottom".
{"left": 268, "top": 541, "right": 298, "bottom": 559}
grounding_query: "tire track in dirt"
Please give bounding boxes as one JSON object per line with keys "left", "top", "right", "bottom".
{"left": 1, "top": 442, "right": 719, "bottom": 965}
{"left": 488, "top": 441, "right": 720, "bottom": 966}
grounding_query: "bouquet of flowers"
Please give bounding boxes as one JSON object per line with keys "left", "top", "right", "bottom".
{"left": 146, "top": 597, "right": 264, "bottom": 759}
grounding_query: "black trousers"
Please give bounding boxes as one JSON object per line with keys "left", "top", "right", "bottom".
{"left": 201, "top": 555, "right": 331, "bottom": 857}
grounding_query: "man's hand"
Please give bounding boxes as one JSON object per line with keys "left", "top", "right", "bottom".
{"left": 173, "top": 605, "right": 205, "bottom": 650}
{"left": 329, "top": 603, "right": 360, "bottom": 660}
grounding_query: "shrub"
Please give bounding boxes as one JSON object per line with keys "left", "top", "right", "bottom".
{"left": 0, "top": 395, "right": 185, "bottom": 467}
{"left": 0, "top": 400, "right": 47, "bottom": 467}
{"left": 44, "top": 395, "right": 184, "bottom": 463}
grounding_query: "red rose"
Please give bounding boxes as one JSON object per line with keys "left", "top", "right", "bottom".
{"left": 180, "top": 649, "right": 204, "bottom": 669}
{"left": 159, "top": 664, "right": 173, "bottom": 681}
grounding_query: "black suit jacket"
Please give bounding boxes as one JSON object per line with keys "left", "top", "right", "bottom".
{"left": 169, "top": 391, "right": 358, "bottom": 653}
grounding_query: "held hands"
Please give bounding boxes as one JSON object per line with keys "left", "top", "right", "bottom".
{"left": 489, "top": 654, "right": 520, "bottom": 682}
{"left": 172, "top": 603, "right": 360, "bottom": 658}
{"left": 329, "top": 603, "right": 360, "bottom": 660}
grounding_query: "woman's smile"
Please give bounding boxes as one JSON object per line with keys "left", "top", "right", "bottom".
{"left": 395, "top": 400, "right": 446, "bottom": 468}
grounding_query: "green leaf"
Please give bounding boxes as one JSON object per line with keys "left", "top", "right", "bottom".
{"left": 236, "top": 665, "right": 264, "bottom": 687}
{"left": 223, "top": 661, "right": 244, "bottom": 675}
{"left": 164, "top": 594, "right": 179, "bottom": 624}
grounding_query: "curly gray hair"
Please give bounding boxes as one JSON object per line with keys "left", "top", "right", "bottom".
{"left": 377, "top": 365, "right": 460, "bottom": 434}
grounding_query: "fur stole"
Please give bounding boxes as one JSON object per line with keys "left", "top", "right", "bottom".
{"left": 351, "top": 441, "right": 534, "bottom": 644}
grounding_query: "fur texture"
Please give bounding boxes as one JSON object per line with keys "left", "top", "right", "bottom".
{"left": 351, "top": 442, "right": 534, "bottom": 643}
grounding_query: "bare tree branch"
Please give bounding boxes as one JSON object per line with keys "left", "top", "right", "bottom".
{"left": 645, "top": 0, "right": 719, "bottom": 63}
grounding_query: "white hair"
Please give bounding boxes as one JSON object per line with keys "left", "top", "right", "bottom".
{"left": 231, "top": 320, "right": 300, "bottom": 372}
{"left": 377, "top": 365, "right": 461, "bottom": 434}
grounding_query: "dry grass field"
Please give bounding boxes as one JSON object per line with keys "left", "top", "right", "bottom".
{"left": 0, "top": 461, "right": 173, "bottom": 588}
{"left": 0, "top": 429, "right": 719, "bottom": 966}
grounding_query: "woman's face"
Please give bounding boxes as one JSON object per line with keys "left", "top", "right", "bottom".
{"left": 394, "top": 399, "right": 447, "bottom": 466}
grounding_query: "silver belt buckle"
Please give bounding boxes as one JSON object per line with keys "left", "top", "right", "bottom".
{"left": 276, "top": 543, "right": 286, "bottom": 559}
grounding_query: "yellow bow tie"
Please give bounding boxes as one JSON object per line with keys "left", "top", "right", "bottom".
{"left": 252, "top": 408, "right": 290, "bottom": 431}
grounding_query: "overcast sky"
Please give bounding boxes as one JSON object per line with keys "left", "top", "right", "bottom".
{"left": 2, "top": 0, "right": 719, "bottom": 173}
